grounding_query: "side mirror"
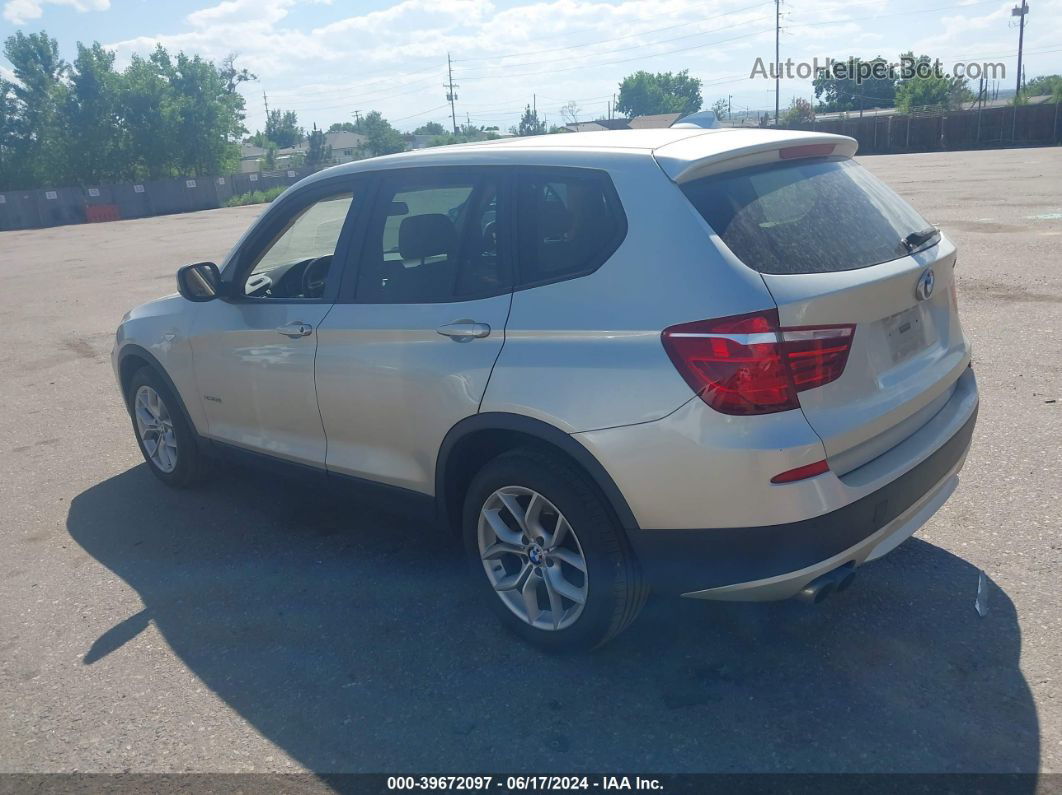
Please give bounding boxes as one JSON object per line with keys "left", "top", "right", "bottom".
{"left": 176, "top": 262, "right": 221, "bottom": 302}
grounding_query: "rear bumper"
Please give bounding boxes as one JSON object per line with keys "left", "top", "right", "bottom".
{"left": 625, "top": 397, "right": 977, "bottom": 599}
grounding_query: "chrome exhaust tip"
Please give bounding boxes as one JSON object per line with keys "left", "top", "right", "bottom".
{"left": 795, "top": 564, "right": 856, "bottom": 603}
{"left": 796, "top": 576, "right": 836, "bottom": 604}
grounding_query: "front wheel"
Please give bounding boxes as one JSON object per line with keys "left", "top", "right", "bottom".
{"left": 127, "top": 367, "right": 203, "bottom": 488}
{"left": 462, "top": 448, "right": 647, "bottom": 651}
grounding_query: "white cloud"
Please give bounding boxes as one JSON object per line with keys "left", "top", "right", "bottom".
{"left": 2, "top": 0, "right": 108, "bottom": 25}
{"left": 99, "top": 0, "right": 1062, "bottom": 131}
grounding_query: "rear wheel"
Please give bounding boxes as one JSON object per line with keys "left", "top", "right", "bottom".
{"left": 127, "top": 367, "right": 203, "bottom": 487}
{"left": 462, "top": 447, "right": 647, "bottom": 650}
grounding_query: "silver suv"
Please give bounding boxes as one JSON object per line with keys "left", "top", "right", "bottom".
{"left": 113, "top": 128, "right": 978, "bottom": 650}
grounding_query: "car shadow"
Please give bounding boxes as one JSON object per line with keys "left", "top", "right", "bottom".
{"left": 67, "top": 465, "right": 1039, "bottom": 774}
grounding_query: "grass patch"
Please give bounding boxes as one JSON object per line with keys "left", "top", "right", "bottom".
{"left": 224, "top": 185, "right": 286, "bottom": 207}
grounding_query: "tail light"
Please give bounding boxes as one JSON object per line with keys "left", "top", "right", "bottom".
{"left": 661, "top": 309, "right": 855, "bottom": 415}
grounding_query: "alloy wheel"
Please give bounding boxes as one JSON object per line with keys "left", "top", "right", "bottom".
{"left": 134, "top": 385, "right": 178, "bottom": 473}
{"left": 477, "top": 486, "right": 588, "bottom": 631}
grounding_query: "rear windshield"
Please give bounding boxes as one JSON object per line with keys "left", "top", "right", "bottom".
{"left": 682, "top": 158, "right": 934, "bottom": 275}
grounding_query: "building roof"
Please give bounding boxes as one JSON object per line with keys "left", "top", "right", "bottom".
{"left": 627, "top": 113, "right": 684, "bottom": 129}
{"left": 239, "top": 144, "right": 268, "bottom": 159}
{"left": 325, "top": 131, "right": 368, "bottom": 150}
{"left": 563, "top": 113, "right": 686, "bottom": 133}
{"left": 563, "top": 121, "right": 611, "bottom": 133}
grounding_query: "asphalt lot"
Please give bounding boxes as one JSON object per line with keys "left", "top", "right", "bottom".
{"left": 1, "top": 146, "right": 1059, "bottom": 775}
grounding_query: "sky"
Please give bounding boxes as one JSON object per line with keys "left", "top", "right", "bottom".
{"left": 1, "top": 0, "right": 1060, "bottom": 134}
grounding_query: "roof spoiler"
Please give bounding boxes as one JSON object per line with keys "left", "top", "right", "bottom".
{"left": 653, "top": 130, "right": 858, "bottom": 184}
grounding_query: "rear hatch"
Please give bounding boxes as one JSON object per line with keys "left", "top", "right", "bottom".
{"left": 678, "top": 148, "right": 969, "bottom": 475}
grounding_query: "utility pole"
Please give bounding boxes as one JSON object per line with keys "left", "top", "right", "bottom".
{"left": 774, "top": 0, "right": 781, "bottom": 124}
{"left": 1012, "top": 0, "right": 1029, "bottom": 100}
{"left": 351, "top": 110, "right": 361, "bottom": 124}
{"left": 728, "top": 94, "right": 732, "bottom": 119}
{"left": 1011, "top": 0, "right": 1029, "bottom": 140}
{"left": 445, "top": 53, "right": 459, "bottom": 135}
{"left": 262, "top": 91, "right": 270, "bottom": 119}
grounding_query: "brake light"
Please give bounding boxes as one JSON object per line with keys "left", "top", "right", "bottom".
{"left": 661, "top": 310, "right": 855, "bottom": 415}
{"left": 779, "top": 143, "right": 836, "bottom": 160}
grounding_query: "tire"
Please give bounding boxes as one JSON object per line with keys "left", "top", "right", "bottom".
{"left": 126, "top": 366, "right": 204, "bottom": 488}
{"left": 462, "top": 446, "right": 648, "bottom": 651}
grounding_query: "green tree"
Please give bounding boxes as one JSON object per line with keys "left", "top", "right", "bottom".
{"left": 779, "top": 97, "right": 815, "bottom": 126}
{"left": 2, "top": 30, "right": 69, "bottom": 187}
{"left": 616, "top": 69, "right": 701, "bottom": 118}
{"left": 165, "top": 51, "right": 244, "bottom": 175}
{"left": 894, "top": 53, "right": 971, "bottom": 113}
{"left": 0, "top": 34, "right": 246, "bottom": 188}
{"left": 66, "top": 42, "right": 125, "bottom": 183}
{"left": 263, "top": 109, "right": 302, "bottom": 148}
{"left": 305, "top": 123, "right": 331, "bottom": 168}
{"left": 0, "top": 79, "right": 19, "bottom": 186}
{"left": 413, "top": 121, "right": 446, "bottom": 135}
{"left": 1025, "top": 74, "right": 1062, "bottom": 101}
{"left": 358, "top": 110, "right": 406, "bottom": 156}
{"left": 711, "top": 98, "right": 728, "bottom": 120}
{"left": 219, "top": 53, "right": 256, "bottom": 94}
{"left": 511, "top": 104, "right": 547, "bottom": 136}
{"left": 120, "top": 47, "right": 178, "bottom": 180}
{"left": 813, "top": 56, "right": 896, "bottom": 112}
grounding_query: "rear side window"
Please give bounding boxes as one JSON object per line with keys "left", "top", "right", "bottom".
{"left": 356, "top": 173, "right": 508, "bottom": 303}
{"left": 682, "top": 158, "right": 933, "bottom": 275}
{"left": 515, "top": 170, "right": 625, "bottom": 287}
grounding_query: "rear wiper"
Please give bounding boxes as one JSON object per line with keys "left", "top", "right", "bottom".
{"left": 902, "top": 226, "right": 940, "bottom": 253}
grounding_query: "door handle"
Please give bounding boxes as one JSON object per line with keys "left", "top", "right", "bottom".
{"left": 436, "top": 321, "right": 491, "bottom": 341}
{"left": 276, "top": 322, "right": 313, "bottom": 338}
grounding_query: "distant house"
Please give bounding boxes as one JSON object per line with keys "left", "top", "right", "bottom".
{"left": 627, "top": 112, "right": 683, "bottom": 129}
{"left": 562, "top": 113, "right": 684, "bottom": 133}
{"left": 239, "top": 143, "right": 268, "bottom": 173}
{"left": 324, "top": 131, "right": 369, "bottom": 163}
{"left": 238, "top": 131, "right": 370, "bottom": 171}
{"left": 563, "top": 121, "right": 611, "bottom": 133}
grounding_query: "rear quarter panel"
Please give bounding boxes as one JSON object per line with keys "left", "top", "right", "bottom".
{"left": 481, "top": 156, "right": 775, "bottom": 432}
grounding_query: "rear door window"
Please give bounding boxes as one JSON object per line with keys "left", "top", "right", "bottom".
{"left": 515, "top": 169, "right": 625, "bottom": 287}
{"left": 355, "top": 171, "right": 509, "bottom": 303}
{"left": 682, "top": 158, "right": 935, "bottom": 275}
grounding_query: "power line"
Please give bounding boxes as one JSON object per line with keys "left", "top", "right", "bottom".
{"left": 459, "top": 27, "right": 773, "bottom": 82}
{"left": 391, "top": 103, "right": 453, "bottom": 123}
{"left": 457, "top": 11, "right": 772, "bottom": 74}
{"left": 453, "top": 1, "right": 772, "bottom": 63}
{"left": 454, "top": 1, "right": 772, "bottom": 68}
{"left": 785, "top": 0, "right": 998, "bottom": 31}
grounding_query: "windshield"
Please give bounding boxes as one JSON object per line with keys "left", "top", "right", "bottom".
{"left": 682, "top": 157, "right": 935, "bottom": 275}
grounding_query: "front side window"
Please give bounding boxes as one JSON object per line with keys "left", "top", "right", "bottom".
{"left": 356, "top": 173, "right": 507, "bottom": 303}
{"left": 242, "top": 191, "right": 354, "bottom": 299}
{"left": 515, "top": 170, "right": 624, "bottom": 287}
{"left": 681, "top": 158, "right": 934, "bottom": 275}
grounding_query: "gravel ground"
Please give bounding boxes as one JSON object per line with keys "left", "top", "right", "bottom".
{"left": 0, "top": 146, "right": 1059, "bottom": 775}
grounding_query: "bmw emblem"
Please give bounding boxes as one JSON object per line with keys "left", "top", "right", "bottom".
{"left": 915, "top": 268, "right": 935, "bottom": 301}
